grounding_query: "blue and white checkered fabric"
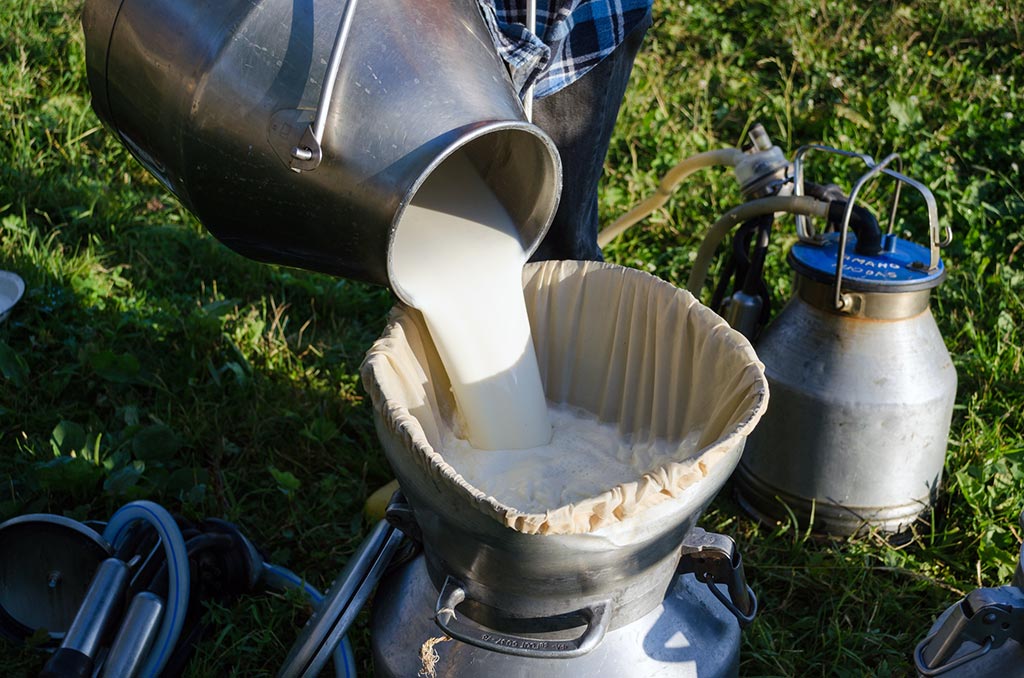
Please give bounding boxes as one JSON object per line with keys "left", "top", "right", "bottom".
{"left": 479, "top": 0, "right": 653, "bottom": 99}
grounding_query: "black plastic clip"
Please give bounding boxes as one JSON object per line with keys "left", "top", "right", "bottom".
{"left": 383, "top": 490, "right": 421, "bottom": 570}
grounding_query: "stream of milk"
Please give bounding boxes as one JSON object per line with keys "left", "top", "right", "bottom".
{"left": 390, "top": 149, "right": 705, "bottom": 511}
{"left": 391, "top": 150, "right": 552, "bottom": 450}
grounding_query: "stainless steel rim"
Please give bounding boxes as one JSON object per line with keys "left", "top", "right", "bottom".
{"left": 734, "top": 463, "right": 934, "bottom": 536}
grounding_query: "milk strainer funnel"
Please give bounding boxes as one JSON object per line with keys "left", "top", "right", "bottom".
{"left": 361, "top": 260, "right": 768, "bottom": 675}
{"left": 81, "top": 0, "right": 561, "bottom": 296}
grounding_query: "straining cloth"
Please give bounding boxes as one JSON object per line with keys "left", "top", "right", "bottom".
{"left": 361, "top": 260, "right": 768, "bottom": 535}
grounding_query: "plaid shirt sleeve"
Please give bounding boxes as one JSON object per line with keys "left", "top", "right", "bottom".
{"left": 479, "top": 0, "right": 653, "bottom": 99}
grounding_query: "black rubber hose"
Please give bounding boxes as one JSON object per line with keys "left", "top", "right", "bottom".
{"left": 728, "top": 219, "right": 761, "bottom": 296}
{"left": 151, "top": 528, "right": 256, "bottom": 677}
{"left": 709, "top": 255, "right": 736, "bottom": 312}
{"left": 804, "top": 181, "right": 846, "bottom": 203}
{"left": 828, "top": 200, "right": 883, "bottom": 255}
{"left": 146, "top": 533, "right": 234, "bottom": 598}
{"left": 741, "top": 215, "right": 773, "bottom": 296}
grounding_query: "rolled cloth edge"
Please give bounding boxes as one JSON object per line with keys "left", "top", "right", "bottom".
{"left": 360, "top": 260, "right": 768, "bottom": 535}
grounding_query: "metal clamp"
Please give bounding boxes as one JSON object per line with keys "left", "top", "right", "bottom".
{"left": 914, "top": 586, "right": 1024, "bottom": 676}
{"left": 434, "top": 578, "right": 612, "bottom": 659}
{"left": 676, "top": 528, "right": 758, "bottom": 626}
{"left": 289, "top": 0, "right": 360, "bottom": 172}
{"left": 384, "top": 490, "right": 421, "bottom": 543}
{"left": 383, "top": 491, "right": 422, "bottom": 570}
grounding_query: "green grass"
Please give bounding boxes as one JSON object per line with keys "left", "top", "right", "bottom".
{"left": 2, "top": 0, "right": 1022, "bottom": 675}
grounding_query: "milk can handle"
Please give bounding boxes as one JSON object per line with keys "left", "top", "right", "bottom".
{"left": 793, "top": 144, "right": 951, "bottom": 311}
{"left": 676, "top": 527, "right": 758, "bottom": 627}
{"left": 793, "top": 144, "right": 877, "bottom": 241}
{"left": 832, "top": 153, "right": 946, "bottom": 310}
{"left": 434, "top": 577, "right": 612, "bottom": 659}
{"left": 289, "top": 0, "right": 361, "bottom": 172}
{"left": 913, "top": 586, "right": 1024, "bottom": 676}
{"left": 792, "top": 144, "right": 952, "bottom": 253}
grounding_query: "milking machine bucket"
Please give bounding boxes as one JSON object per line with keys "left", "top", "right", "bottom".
{"left": 663, "top": 131, "right": 957, "bottom": 537}
{"left": 913, "top": 512, "right": 1024, "bottom": 676}
{"left": 81, "top": 0, "right": 561, "bottom": 294}
{"left": 0, "top": 502, "right": 372, "bottom": 677}
{"left": 726, "top": 147, "right": 957, "bottom": 536}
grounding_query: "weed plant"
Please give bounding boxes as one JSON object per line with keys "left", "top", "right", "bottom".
{"left": 1, "top": 0, "right": 1022, "bottom": 675}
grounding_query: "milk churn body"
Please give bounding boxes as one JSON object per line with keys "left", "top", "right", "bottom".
{"left": 81, "top": 0, "right": 561, "bottom": 295}
{"left": 736, "top": 233, "right": 957, "bottom": 535}
{"left": 371, "top": 556, "right": 741, "bottom": 678}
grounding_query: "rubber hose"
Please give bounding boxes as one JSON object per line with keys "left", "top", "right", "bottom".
{"left": 827, "top": 201, "right": 883, "bottom": 255}
{"left": 597, "top": 148, "right": 745, "bottom": 248}
{"left": 686, "top": 196, "right": 832, "bottom": 296}
{"left": 102, "top": 501, "right": 190, "bottom": 678}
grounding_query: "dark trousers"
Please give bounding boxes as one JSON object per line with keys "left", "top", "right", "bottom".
{"left": 529, "top": 10, "right": 653, "bottom": 262}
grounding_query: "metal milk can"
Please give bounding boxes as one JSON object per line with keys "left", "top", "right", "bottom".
{"left": 734, "top": 149, "right": 958, "bottom": 535}
{"left": 81, "top": 0, "right": 561, "bottom": 294}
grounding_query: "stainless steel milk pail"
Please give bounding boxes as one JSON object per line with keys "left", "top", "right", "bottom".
{"left": 81, "top": 0, "right": 561, "bottom": 295}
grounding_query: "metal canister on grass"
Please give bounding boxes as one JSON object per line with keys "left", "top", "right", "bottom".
{"left": 734, "top": 149, "right": 957, "bottom": 535}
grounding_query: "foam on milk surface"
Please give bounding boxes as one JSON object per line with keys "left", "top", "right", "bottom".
{"left": 391, "top": 150, "right": 551, "bottom": 450}
{"left": 442, "top": 403, "right": 704, "bottom": 513}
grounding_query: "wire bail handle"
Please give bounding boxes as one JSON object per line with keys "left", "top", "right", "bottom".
{"left": 792, "top": 144, "right": 951, "bottom": 311}
{"left": 676, "top": 527, "right": 758, "bottom": 626}
{"left": 289, "top": 0, "right": 360, "bottom": 172}
{"left": 914, "top": 586, "right": 1024, "bottom": 676}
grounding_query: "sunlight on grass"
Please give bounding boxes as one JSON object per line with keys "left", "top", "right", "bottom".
{"left": 1, "top": 0, "right": 1022, "bottom": 675}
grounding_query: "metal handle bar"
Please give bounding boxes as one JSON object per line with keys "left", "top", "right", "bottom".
{"left": 833, "top": 152, "right": 945, "bottom": 309}
{"left": 435, "top": 577, "right": 612, "bottom": 659}
{"left": 675, "top": 527, "right": 759, "bottom": 627}
{"left": 290, "top": 0, "right": 361, "bottom": 172}
{"left": 793, "top": 144, "right": 951, "bottom": 310}
{"left": 833, "top": 152, "right": 900, "bottom": 310}
{"left": 792, "top": 144, "right": 952, "bottom": 254}
{"left": 277, "top": 520, "right": 404, "bottom": 678}
{"left": 793, "top": 144, "right": 878, "bottom": 240}
{"left": 914, "top": 631, "right": 992, "bottom": 676}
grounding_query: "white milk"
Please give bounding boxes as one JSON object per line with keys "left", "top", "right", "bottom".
{"left": 442, "top": 403, "right": 704, "bottom": 513}
{"left": 391, "top": 150, "right": 552, "bottom": 450}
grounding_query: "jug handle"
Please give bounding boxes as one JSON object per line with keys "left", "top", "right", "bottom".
{"left": 433, "top": 577, "right": 612, "bottom": 659}
{"left": 289, "top": 0, "right": 361, "bottom": 172}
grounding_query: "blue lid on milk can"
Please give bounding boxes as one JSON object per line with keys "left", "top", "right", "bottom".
{"left": 789, "top": 232, "right": 946, "bottom": 293}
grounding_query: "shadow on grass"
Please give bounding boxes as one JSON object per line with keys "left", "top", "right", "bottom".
{"left": 0, "top": 193, "right": 401, "bottom": 671}
{"left": 2, "top": 184, "right": 399, "bottom": 536}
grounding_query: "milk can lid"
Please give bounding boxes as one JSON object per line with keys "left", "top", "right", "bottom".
{"left": 789, "top": 232, "right": 946, "bottom": 293}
